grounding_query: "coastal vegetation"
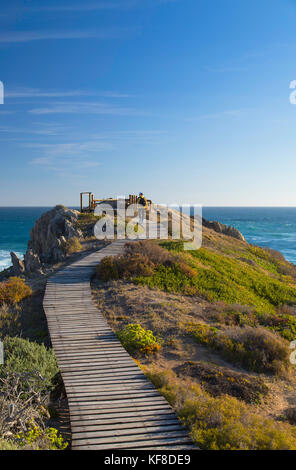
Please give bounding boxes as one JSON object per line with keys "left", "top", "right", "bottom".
{"left": 142, "top": 367, "right": 296, "bottom": 450}
{"left": 0, "top": 337, "right": 67, "bottom": 450}
{"left": 2, "top": 205, "right": 296, "bottom": 450}
{"left": 0, "top": 277, "right": 32, "bottom": 304}
{"left": 186, "top": 323, "right": 290, "bottom": 376}
{"left": 0, "top": 243, "right": 70, "bottom": 449}
{"left": 117, "top": 323, "right": 161, "bottom": 355}
{"left": 62, "top": 236, "right": 82, "bottom": 255}
{"left": 93, "top": 232, "right": 296, "bottom": 450}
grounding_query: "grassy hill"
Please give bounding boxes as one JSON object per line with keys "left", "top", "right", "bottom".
{"left": 92, "top": 225, "right": 296, "bottom": 450}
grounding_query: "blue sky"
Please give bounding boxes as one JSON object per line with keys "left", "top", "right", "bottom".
{"left": 1, "top": 0, "right": 296, "bottom": 206}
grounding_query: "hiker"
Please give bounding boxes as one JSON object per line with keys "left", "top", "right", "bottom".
{"left": 137, "top": 192, "right": 148, "bottom": 224}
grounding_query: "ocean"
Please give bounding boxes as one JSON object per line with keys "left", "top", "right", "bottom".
{"left": 0, "top": 206, "right": 296, "bottom": 271}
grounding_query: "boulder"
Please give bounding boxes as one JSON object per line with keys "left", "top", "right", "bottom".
{"left": 24, "top": 249, "right": 42, "bottom": 273}
{"left": 24, "top": 205, "right": 82, "bottom": 271}
{"left": 10, "top": 252, "right": 25, "bottom": 275}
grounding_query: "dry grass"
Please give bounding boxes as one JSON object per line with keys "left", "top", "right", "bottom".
{"left": 91, "top": 280, "right": 296, "bottom": 428}
{"left": 142, "top": 366, "right": 296, "bottom": 450}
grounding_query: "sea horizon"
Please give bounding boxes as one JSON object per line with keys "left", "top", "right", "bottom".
{"left": 1, "top": 206, "right": 296, "bottom": 271}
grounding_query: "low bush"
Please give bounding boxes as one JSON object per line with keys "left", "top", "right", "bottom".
{"left": 0, "top": 337, "right": 59, "bottom": 391}
{"left": 175, "top": 361, "right": 269, "bottom": 404}
{"left": 0, "top": 303, "right": 21, "bottom": 337}
{"left": 16, "top": 425, "right": 68, "bottom": 450}
{"left": 209, "top": 305, "right": 257, "bottom": 327}
{"left": 143, "top": 367, "right": 296, "bottom": 450}
{"left": 96, "top": 256, "right": 120, "bottom": 281}
{"left": 0, "top": 277, "right": 32, "bottom": 304}
{"left": 63, "top": 237, "right": 82, "bottom": 255}
{"left": 96, "top": 241, "right": 176, "bottom": 282}
{"left": 257, "top": 311, "right": 296, "bottom": 342}
{"left": 0, "top": 339, "right": 63, "bottom": 447}
{"left": 188, "top": 323, "right": 290, "bottom": 375}
{"left": 210, "top": 305, "right": 296, "bottom": 342}
{"left": 117, "top": 323, "right": 161, "bottom": 354}
{"left": 220, "top": 327, "right": 290, "bottom": 375}
{"left": 285, "top": 407, "right": 296, "bottom": 425}
{"left": 125, "top": 241, "right": 174, "bottom": 266}
{"left": 96, "top": 254, "right": 154, "bottom": 281}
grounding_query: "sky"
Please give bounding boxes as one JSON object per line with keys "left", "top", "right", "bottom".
{"left": 1, "top": 0, "right": 296, "bottom": 206}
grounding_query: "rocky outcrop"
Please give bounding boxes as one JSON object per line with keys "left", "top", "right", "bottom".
{"left": 202, "top": 218, "right": 246, "bottom": 242}
{"left": 10, "top": 251, "right": 25, "bottom": 275}
{"left": 24, "top": 249, "right": 42, "bottom": 273}
{"left": 24, "top": 205, "right": 82, "bottom": 272}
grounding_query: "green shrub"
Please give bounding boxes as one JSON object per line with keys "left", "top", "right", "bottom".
{"left": 136, "top": 243, "right": 296, "bottom": 313}
{"left": 257, "top": 311, "right": 296, "bottom": 342}
{"left": 16, "top": 425, "right": 68, "bottom": 450}
{"left": 144, "top": 367, "right": 296, "bottom": 450}
{"left": 0, "top": 277, "right": 32, "bottom": 304}
{"left": 187, "top": 323, "right": 218, "bottom": 345}
{"left": 0, "top": 337, "right": 58, "bottom": 391}
{"left": 135, "top": 263, "right": 196, "bottom": 294}
{"left": 183, "top": 393, "right": 296, "bottom": 450}
{"left": 63, "top": 237, "right": 82, "bottom": 255}
{"left": 209, "top": 304, "right": 257, "bottom": 327}
{"left": 188, "top": 323, "right": 290, "bottom": 375}
{"left": 117, "top": 323, "right": 161, "bottom": 354}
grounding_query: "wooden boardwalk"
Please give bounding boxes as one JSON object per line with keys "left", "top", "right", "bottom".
{"left": 43, "top": 240, "right": 195, "bottom": 450}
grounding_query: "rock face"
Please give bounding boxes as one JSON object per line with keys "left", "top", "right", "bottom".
{"left": 202, "top": 218, "right": 246, "bottom": 242}
{"left": 24, "top": 249, "right": 42, "bottom": 273}
{"left": 24, "top": 205, "right": 82, "bottom": 272}
{"left": 10, "top": 251, "right": 25, "bottom": 275}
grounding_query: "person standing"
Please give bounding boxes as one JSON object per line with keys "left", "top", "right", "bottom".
{"left": 137, "top": 192, "right": 148, "bottom": 224}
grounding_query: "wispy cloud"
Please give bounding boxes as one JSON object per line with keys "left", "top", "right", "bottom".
{"left": 26, "top": 141, "right": 114, "bottom": 156}
{"left": 186, "top": 109, "right": 247, "bottom": 121}
{"left": 0, "top": 28, "right": 132, "bottom": 44}
{"left": 28, "top": 140, "right": 108, "bottom": 173}
{"left": 26, "top": 129, "right": 168, "bottom": 172}
{"left": 0, "top": 124, "right": 66, "bottom": 136}
{"left": 27, "top": 141, "right": 106, "bottom": 174}
{"left": 29, "top": 157, "right": 51, "bottom": 165}
{"left": 90, "top": 129, "right": 168, "bottom": 142}
{"left": 28, "top": 101, "right": 148, "bottom": 116}
{"left": 29, "top": 156, "right": 101, "bottom": 175}
{"left": 6, "top": 87, "right": 131, "bottom": 99}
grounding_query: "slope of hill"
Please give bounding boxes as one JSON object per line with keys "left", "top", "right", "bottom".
{"left": 91, "top": 224, "right": 296, "bottom": 450}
